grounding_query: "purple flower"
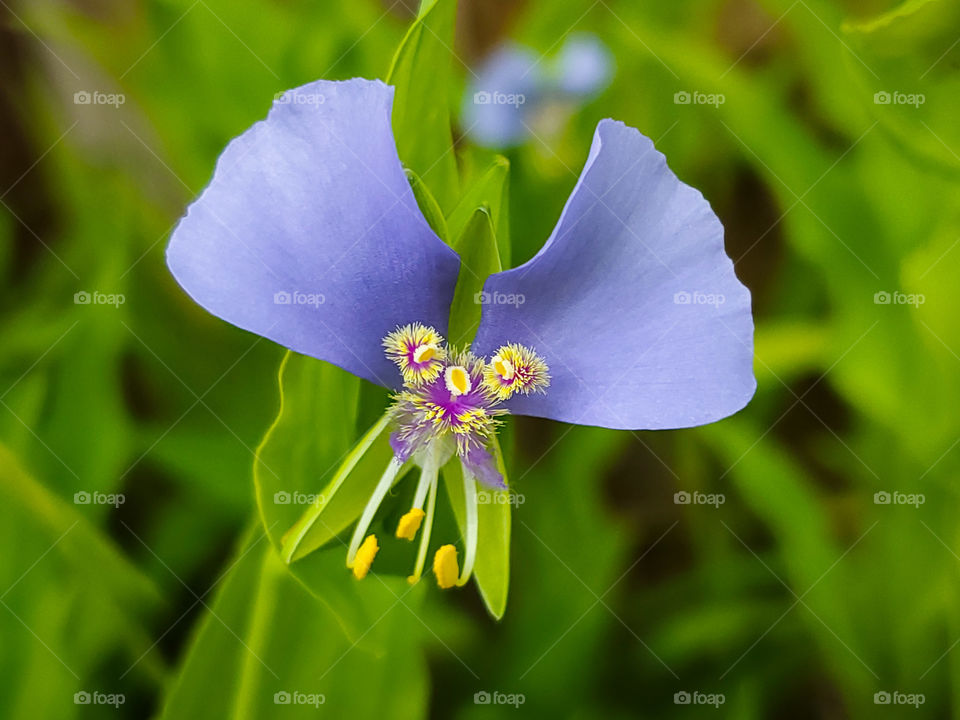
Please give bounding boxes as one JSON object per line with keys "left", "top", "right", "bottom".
{"left": 463, "top": 34, "right": 614, "bottom": 147}
{"left": 167, "top": 77, "right": 755, "bottom": 589}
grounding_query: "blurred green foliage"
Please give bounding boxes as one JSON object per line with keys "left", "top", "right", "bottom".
{"left": 0, "top": 0, "right": 958, "bottom": 717}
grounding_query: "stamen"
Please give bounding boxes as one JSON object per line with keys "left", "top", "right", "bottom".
{"left": 352, "top": 535, "right": 379, "bottom": 580}
{"left": 346, "top": 457, "right": 403, "bottom": 569}
{"left": 379, "top": 330, "right": 549, "bottom": 593}
{"left": 457, "top": 466, "right": 479, "bottom": 586}
{"left": 444, "top": 365, "right": 472, "bottom": 396}
{"left": 393, "top": 460, "right": 436, "bottom": 546}
{"left": 408, "top": 454, "right": 440, "bottom": 584}
{"left": 396, "top": 508, "right": 425, "bottom": 540}
{"left": 433, "top": 544, "right": 460, "bottom": 589}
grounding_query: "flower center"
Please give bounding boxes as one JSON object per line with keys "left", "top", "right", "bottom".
{"left": 349, "top": 324, "right": 551, "bottom": 588}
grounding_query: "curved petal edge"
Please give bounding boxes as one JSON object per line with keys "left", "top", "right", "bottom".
{"left": 472, "top": 119, "right": 756, "bottom": 430}
{"left": 167, "top": 78, "right": 460, "bottom": 388}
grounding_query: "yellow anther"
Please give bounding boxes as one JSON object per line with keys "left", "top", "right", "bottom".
{"left": 444, "top": 365, "right": 472, "bottom": 396}
{"left": 492, "top": 354, "right": 515, "bottom": 381}
{"left": 413, "top": 344, "right": 437, "bottom": 363}
{"left": 433, "top": 544, "right": 460, "bottom": 589}
{"left": 396, "top": 508, "right": 426, "bottom": 540}
{"left": 352, "top": 534, "right": 379, "bottom": 580}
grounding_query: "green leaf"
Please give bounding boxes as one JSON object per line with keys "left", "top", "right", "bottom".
{"left": 160, "top": 524, "right": 427, "bottom": 720}
{"left": 842, "top": 0, "right": 960, "bottom": 177}
{"left": 159, "top": 526, "right": 267, "bottom": 720}
{"left": 0, "top": 443, "right": 164, "bottom": 714}
{"left": 441, "top": 436, "right": 511, "bottom": 619}
{"left": 447, "top": 156, "right": 511, "bottom": 266}
{"left": 447, "top": 208, "right": 502, "bottom": 345}
{"left": 253, "top": 352, "right": 405, "bottom": 639}
{"left": 754, "top": 321, "right": 829, "bottom": 382}
{"left": 0, "top": 443, "right": 160, "bottom": 612}
{"left": 700, "top": 421, "right": 872, "bottom": 695}
{"left": 404, "top": 168, "right": 449, "bottom": 242}
{"left": 842, "top": 0, "right": 942, "bottom": 35}
{"left": 254, "top": 352, "right": 360, "bottom": 551}
{"left": 278, "top": 413, "right": 395, "bottom": 563}
{"left": 385, "top": 0, "right": 460, "bottom": 213}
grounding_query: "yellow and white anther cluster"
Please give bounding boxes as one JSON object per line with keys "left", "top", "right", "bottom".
{"left": 483, "top": 343, "right": 550, "bottom": 401}
{"left": 382, "top": 322, "right": 448, "bottom": 387}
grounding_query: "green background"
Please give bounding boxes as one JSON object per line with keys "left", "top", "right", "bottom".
{"left": 0, "top": 0, "right": 958, "bottom": 717}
